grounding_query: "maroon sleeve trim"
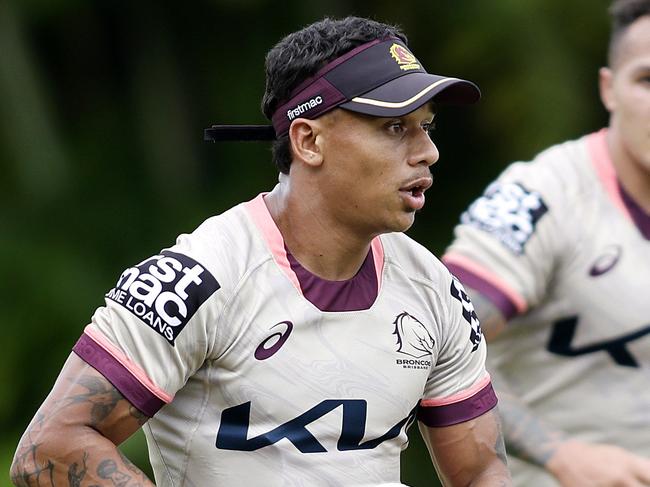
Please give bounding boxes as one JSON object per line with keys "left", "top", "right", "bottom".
{"left": 72, "top": 333, "right": 165, "bottom": 417}
{"left": 417, "top": 382, "right": 498, "bottom": 427}
{"left": 445, "top": 262, "right": 518, "bottom": 320}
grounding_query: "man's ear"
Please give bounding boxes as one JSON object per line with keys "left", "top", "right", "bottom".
{"left": 599, "top": 67, "right": 615, "bottom": 113}
{"left": 288, "top": 118, "right": 324, "bottom": 167}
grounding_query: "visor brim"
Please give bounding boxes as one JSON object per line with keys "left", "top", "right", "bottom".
{"left": 339, "top": 72, "right": 480, "bottom": 117}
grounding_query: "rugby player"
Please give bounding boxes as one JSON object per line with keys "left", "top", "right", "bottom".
{"left": 443, "top": 1, "right": 650, "bottom": 485}
{"left": 11, "top": 17, "right": 511, "bottom": 486}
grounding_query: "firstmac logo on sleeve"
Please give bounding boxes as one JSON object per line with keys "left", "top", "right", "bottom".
{"left": 106, "top": 250, "right": 220, "bottom": 345}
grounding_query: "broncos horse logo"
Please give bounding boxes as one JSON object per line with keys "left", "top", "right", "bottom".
{"left": 393, "top": 312, "right": 435, "bottom": 358}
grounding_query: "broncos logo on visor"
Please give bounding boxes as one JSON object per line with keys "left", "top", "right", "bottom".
{"left": 393, "top": 311, "right": 435, "bottom": 358}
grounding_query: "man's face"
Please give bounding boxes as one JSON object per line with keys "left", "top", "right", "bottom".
{"left": 315, "top": 103, "right": 439, "bottom": 236}
{"left": 602, "top": 16, "right": 650, "bottom": 172}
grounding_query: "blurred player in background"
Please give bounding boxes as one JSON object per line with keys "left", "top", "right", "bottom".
{"left": 443, "top": 0, "right": 650, "bottom": 485}
{"left": 11, "top": 16, "right": 511, "bottom": 486}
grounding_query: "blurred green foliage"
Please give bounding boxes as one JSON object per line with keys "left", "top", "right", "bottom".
{"left": 1, "top": 0, "right": 610, "bottom": 485}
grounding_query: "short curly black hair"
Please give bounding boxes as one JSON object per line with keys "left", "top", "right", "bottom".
{"left": 261, "top": 17, "right": 406, "bottom": 174}
{"left": 608, "top": 0, "right": 650, "bottom": 66}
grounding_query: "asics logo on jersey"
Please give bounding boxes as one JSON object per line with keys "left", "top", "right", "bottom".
{"left": 106, "top": 250, "right": 219, "bottom": 345}
{"left": 254, "top": 321, "right": 293, "bottom": 360}
{"left": 393, "top": 312, "right": 434, "bottom": 364}
{"left": 589, "top": 245, "right": 622, "bottom": 277}
{"left": 216, "top": 400, "right": 418, "bottom": 453}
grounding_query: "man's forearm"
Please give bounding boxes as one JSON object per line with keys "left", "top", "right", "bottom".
{"left": 491, "top": 377, "right": 567, "bottom": 467}
{"left": 465, "top": 288, "right": 568, "bottom": 468}
{"left": 11, "top": 355, "right": 155, "bottom": 487}
{"left": 11, "top": 417, "right": 155, "bottom": 487}
{"left": 466, "top": 289, "right": 650, "bottom": 486}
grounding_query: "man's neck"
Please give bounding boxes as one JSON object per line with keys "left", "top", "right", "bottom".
{"left": 264, "top": 183, "right": 373, "bottom": 281}
{"left": 607, "top": 129, "right": 650, "bottom": 213}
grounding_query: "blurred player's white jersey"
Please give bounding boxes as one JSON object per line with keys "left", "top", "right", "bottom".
{"left": 74, "top": 192, "right": 496, "bottom": 487}
{"left": 445, "top": 129, "right": 650, "bottom": 486}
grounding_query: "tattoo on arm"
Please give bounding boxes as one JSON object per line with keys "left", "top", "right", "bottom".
{"left": 13, "top": 442, "right": 149, "bottom": 487}
{"left": 495, "top": 437, "right": 508, "bottom": 466}
{"left": 462, "top": 288, "right": 568, "bottom": 468}
{"left": 12, "top": 369, "right": 152, "bottom": 486}
{"left": 493, "top": 409, "right": 509, "bottom": 467}
{"left": 465, "top": 288, "right": 565, "bottom": 466}
{"left": 497, "top": 390, "right": 566, "bottom": 466}
{"left": 11, "top": 414, "right": 56, "bottom": 487}
{"left": 67, "top": 451, "right": 89, "bottom": 487}
{"left": 129, "top": 405, "right": 149, "bottom": 427}
{"left": 69, "top": 375, "right": 129, "bottom": 426}
{"left": 97, "top": 458, "right": 136, "bottom": 486}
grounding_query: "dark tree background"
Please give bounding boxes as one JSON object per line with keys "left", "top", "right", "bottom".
{"left": 0, "top": 0, "right": 609, "bottom": 485}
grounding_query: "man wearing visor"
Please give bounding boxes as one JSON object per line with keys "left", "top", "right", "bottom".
{"left": 11, "top": 16, "right": 511, "bottom": 487}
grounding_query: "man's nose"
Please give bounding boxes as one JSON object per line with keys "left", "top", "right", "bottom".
{"left": 409, "top": 131, "right": 439, "bottom": 167}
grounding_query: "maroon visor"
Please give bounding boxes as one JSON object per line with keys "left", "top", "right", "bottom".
{"left": 204, "top": 38, "right": 479, "bottom": 142}
{"left": 271, "top": 38, "right": 480, "bottom": 137}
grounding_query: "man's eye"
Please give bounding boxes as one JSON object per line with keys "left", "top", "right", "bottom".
{"left": 388, "top": 122, "right": 404, "bottom": 133}
{"left": 424, "top": 121, "right": 437, "bottom": 136}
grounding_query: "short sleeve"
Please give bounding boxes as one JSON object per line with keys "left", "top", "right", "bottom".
{"left": 444, "top": 159, "right": 568, "bottom": 319}
{"left": 417, "top": 274, "right": 497, "bottom": 427}
{"left": 72, "top": 240, "right": 224, "bottom": 417}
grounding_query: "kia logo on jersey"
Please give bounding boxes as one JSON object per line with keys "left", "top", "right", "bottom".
{"left": 106, "top": 250, "right": 220, "bottom": 345}
{"left": 216, "top": 400, "right": 418, "bottom": 453}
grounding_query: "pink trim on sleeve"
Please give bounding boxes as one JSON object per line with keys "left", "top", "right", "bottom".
{"left": 83, "top": 325, "right": 173, "bottom": 403}
{"left": 443, "top": 252, "right": 527, "bottom": 314}
{"left": 587, "top": 129, "right": 633, "bottom": 222}
{"left": 244, "top": 194, "right": 302, "bottom": 294}
{"left": 420, "top": 373, "right": 491, "bottom": 407}
{"left": 418, "top": 376, "right": 498, "bottom": 427}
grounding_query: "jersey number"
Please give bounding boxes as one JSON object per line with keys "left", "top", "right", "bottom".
{"left": 547, "top": 316, "right": 650, "bottom": 367}
{"left": 216, "top": 400, "right": 417, "bottom": 453}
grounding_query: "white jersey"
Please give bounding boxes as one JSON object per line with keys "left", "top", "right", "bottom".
{"left": 444, "top": 130, "right": 650, "bottom": 486}
{"left": 73, "top": 192, "right": 496, "bottom": 487}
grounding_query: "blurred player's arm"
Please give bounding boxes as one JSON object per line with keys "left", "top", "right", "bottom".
{"left": 10, "top": 352, "right": 155, "bottom": 487}
{"left": 419, "top": 408, "right": 511, "bottom": 486}
{"left": 470, "top": 289, "right": 650, "bottom": 487}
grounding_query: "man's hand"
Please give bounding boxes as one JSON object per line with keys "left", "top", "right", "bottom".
{"left": 546, "top": 439, "right": 650, "bottom": 487}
